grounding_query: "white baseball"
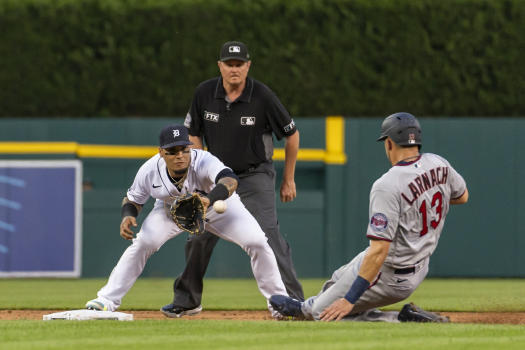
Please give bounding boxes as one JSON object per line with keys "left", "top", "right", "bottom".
{"left": 213, "top": 200, "right": 227, "bottom": 214}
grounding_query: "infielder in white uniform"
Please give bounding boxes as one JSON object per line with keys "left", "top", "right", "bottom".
{"left": 85, "top": 124, "right": 288, "bottom": 317}
{"left": 271, "top": 112, "right": 469, "bottom": 322}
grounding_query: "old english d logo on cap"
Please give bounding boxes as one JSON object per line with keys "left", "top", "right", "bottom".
{"left": 159, "top": 124, "right": 193, "bottom": 148}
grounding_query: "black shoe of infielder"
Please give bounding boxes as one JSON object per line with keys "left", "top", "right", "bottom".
{"left": 270, "top": 295, "right": 304, "bottom": 318}
{"left": 398, "top": 302, "right": 450, "bottom": 323}
{"left": 160, "top": 303, "right": 202, "bottom": 318}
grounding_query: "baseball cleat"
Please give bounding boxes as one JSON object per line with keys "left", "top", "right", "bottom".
{"left": 269, "top": 295, "right": 304, "bottom": 318}
{"left": 398, "top": 302, "right": 450, "bottom": 323}
{"left": 85, "top": 299, "right": 108, "bottom": 311}
{"left": 160, "top": 303, "right": 203, "bottom": 318}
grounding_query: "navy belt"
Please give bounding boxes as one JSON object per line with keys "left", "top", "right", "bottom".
{"left": 394, "top": 267, "right": 415, "bottom": 274}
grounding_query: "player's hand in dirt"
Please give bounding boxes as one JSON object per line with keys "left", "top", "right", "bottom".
{"left": 320, "top": 298, "right": 354, "bottom": 321}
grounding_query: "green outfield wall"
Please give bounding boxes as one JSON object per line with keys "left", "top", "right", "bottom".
{"left": 0, "top": 117, "right": 523, "bottom": 278}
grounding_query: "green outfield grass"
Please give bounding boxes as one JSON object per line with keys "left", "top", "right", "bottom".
{"left": 1, "top": 320, "right": 525, "bottom": 350}
{"left": 0, "top": 278, "right": 524, "bottom": 350}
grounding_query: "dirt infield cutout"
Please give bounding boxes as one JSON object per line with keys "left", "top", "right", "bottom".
{"left": 1, "top": 310, "right": 525, "bottom": 324}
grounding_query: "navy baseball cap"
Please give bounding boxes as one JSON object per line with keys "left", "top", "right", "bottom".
{"left": 219, "top": 41, "right": 250, "bottom": 62}
{"left": 159, "top": 125, "right": 193, "bottom": 149}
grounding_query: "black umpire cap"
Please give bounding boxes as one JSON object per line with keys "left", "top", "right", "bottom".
{"left": 159, "top": 125, "right": 193, "bottom": 149}
{"left": 219, "top": 41, "right": 250, "bottom": 62}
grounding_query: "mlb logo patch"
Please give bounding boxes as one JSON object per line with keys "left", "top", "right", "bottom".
{"left": 241, "top": 116, "right": 256, "bottom": 126}
{"left": 204, "top": 111, "right": 220, "bottom": 123}
{"left": 408, "top": 133, "right": 416, "bottom": 144}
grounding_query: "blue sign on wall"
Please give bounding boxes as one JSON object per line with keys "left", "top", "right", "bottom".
{"left": 0, "top": 160, "right": 82, "bottom": 277}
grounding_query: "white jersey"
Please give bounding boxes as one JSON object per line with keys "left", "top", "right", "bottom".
{"left": 126, "top": 149, "right": 233, "bottom": 205}
{"left": 366, "top": 153, "right": 466, "bottom": 268}
{"left": 93, "top": 149, "right": 288, "bottom": 313}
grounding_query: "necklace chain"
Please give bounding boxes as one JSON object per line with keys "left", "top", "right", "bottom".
{"left": 168, "top": 168, "right": 188, "bottom": 188}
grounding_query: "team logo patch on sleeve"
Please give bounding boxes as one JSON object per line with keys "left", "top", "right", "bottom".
{"left": 370, "top": 213, "right": 388, "bottom": 232}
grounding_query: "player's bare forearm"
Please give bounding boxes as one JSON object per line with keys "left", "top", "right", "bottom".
{"left": 281, "top": 130, "right": 299, "bottom": 202}
{"left": 218, "top": 176, "right": 238, "bottom": 196}
{"left": 283, "top": 131, "right": 299, "bottom": 182}
{"left": 121, "top": 196, "right": 143, "bottom": 215}
{"left": 320, "top": 240, "right": 390, "bottom": 321}
{"left": 450, "top": 188, "right": 469, "bottom": 205}
{"left": 359, "top": 239, "right": 390, "bottom": 282}
{"left": 200, "top": 177, "right": 238, "bottom": 212}
{"left": 189, "top": 135, "right": 204, "bottom": 149}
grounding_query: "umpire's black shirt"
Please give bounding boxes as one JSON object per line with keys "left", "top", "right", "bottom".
{"left": 184, "top": 77, "right": 297, "bottom": 173}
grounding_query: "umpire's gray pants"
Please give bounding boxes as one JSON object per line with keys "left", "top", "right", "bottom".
{"left": 171, "top": 161, "right": 304, "bottom": 308}
{"left": 236, "top": 162, "right": 304, "bottom": 301}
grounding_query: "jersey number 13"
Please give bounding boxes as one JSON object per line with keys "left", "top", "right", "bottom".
{"left": 418, "top": 191, "right": 443, "bottom": 236}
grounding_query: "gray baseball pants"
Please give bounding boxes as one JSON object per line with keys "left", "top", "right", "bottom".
{"left": 303, "top": 249, "right": 429, "bottom": 321}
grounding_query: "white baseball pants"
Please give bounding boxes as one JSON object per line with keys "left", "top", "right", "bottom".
{"left": 96, "top": 196, "right": 288, "bottom": 313}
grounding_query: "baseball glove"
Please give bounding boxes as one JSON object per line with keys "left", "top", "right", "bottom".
{"left": 169, "top": 193, "right": 206, "bottom": 235}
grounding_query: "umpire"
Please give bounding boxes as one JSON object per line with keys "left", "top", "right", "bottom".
{"left": 161, "top": 41, "right": 303, "bottom": 317}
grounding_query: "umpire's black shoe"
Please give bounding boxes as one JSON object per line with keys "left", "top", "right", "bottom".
{"left": 270, "top": 295, "right": 304, "bottom": 318}
{"left": 160, "top": 303, "right": 202, "bottom": 318}
{"left": 398, "top": 302, "right": 450, "bottom": 323}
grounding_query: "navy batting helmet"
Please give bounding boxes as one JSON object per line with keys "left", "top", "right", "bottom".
{"left": 377, "top": 112, "right": 422, "bottom": 147}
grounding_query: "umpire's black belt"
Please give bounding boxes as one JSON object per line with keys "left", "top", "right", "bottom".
{"left": 234, "top": 163, "right": 263, "bottom": 175}
{"left": 394, "top": 267, "right": 416, "bottom": 274}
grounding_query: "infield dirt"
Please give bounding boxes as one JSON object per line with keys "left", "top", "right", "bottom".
{"left": 1, "top": 310, "right": 525, "bottom": 324}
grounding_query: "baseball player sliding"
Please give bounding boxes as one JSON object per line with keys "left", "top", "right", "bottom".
{"left": 271, "top": 112, "right": 469, "bottom": 322}
{"left": 85, "top": 124, "right": 288, "bottom": 318}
